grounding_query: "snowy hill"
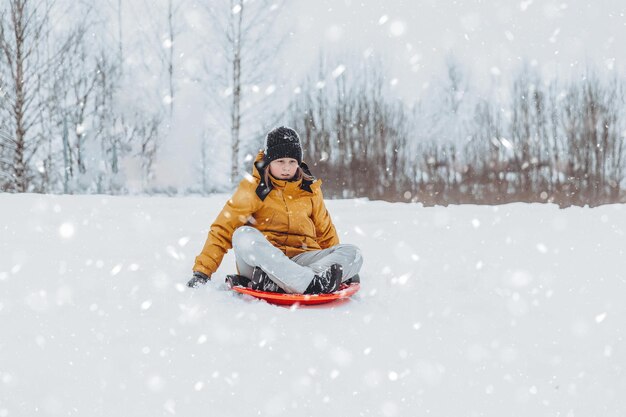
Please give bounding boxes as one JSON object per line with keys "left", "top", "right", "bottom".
{"left": 1, "top": 193, "right": 625, "bottom": 416}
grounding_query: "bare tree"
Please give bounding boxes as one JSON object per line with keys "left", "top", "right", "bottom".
{"left": 165, "top": 0, "right": 177, "bottom": 118}
{"left": 63, "top": 1, "right": 167, "bottom": 194}
{"left": 0, "top": 0, "right": 45, "bottom": 191}
{"left": 91, "top": 50, "right": 123, "bottom": 192}
{"left": 129, "top": 0, "right": 183, "bottom": 119}
{"left": 58, "top": 37, "right": 98, "bottom": 180}
{"left": 200, "top": 0, "right": 288, "bottom": 185}
{"left": 0, "top": 37, "right": 12, "bottom": 189}
{"left": 288, "top": 56, "right": 411, "bottom": 200}
{"left": 564, "top": 73, "right": 625, "bottom": 204}
{"left": 0, "top": 0, "right": 80, "bottom": 192}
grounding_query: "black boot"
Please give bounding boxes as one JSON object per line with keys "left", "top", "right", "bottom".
{"left": 251, "top": 267, "right": 285, "bottom": 293}
{"left": 225, "top": 274, "right": 252, "bottom": 288}
{"left": 304, "top": 264, "right": 343, "bottom": 295}
{"left": 344, "top": 274, "right": 360, "bottom": 285}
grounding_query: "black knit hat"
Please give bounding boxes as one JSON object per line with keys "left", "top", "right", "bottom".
{"left": 264, "top": 126, "right": 302, "bottom": 164}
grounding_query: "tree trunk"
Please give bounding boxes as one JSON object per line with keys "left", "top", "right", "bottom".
{"left": 230, "top": 0, "right": 243, "bottom": 184}
{"left": 11, "top": 0, "right": 28, "bottom": 192}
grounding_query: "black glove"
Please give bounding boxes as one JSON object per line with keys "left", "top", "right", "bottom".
{"left": 187, "top": 271, "right": 210, "bottom": 288}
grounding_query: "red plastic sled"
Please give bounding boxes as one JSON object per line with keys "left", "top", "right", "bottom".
{"left": 230, "top": 282, "right": 360, "bottom": 306}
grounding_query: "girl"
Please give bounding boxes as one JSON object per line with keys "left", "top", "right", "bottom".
{"left": 187, "top": 126, "right": 363, "bottom": 294}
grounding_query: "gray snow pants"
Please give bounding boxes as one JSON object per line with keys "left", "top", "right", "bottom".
{"left": 231, "top": 226, "right": 363, "bottom": 294}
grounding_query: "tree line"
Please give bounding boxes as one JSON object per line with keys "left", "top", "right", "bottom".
{"left": 1, "top": 0, "right": 288, "bottom": 195}
{"left": 288, "top": 60, "right": 625, "bottom": 207}
{"left": 0, "top": 0, "right": 167, "bottom": 194}
{"left": 1, "top": 0, "right": 624, "bottom": 206}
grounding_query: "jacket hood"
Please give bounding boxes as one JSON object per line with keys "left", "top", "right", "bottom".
{"left": 252, "top": 151, "right": 317, "bottom": 201}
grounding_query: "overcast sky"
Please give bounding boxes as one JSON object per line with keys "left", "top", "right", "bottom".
{"left": 277, "top": 0, "right": 625, "bottom": 99}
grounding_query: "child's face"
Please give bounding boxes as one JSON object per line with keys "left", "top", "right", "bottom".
{"left": 269, "top": 158, "right": 299, "bottom": 180}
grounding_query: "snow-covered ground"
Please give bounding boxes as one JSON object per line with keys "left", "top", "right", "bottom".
{"left": 1, "top": 193, "right": 625, "bottom": 416}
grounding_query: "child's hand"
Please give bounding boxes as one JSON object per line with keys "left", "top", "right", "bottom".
{"left": 187, "top": 271, "right": 210, "bottom": 288}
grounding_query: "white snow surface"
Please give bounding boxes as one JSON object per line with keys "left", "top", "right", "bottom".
{"left": 1, "top": 193, "right": 625, "bottom": 416}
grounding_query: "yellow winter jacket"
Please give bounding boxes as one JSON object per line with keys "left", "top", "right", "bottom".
{"left": 193, "top": 152, "right": 339, "bottom": 277}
